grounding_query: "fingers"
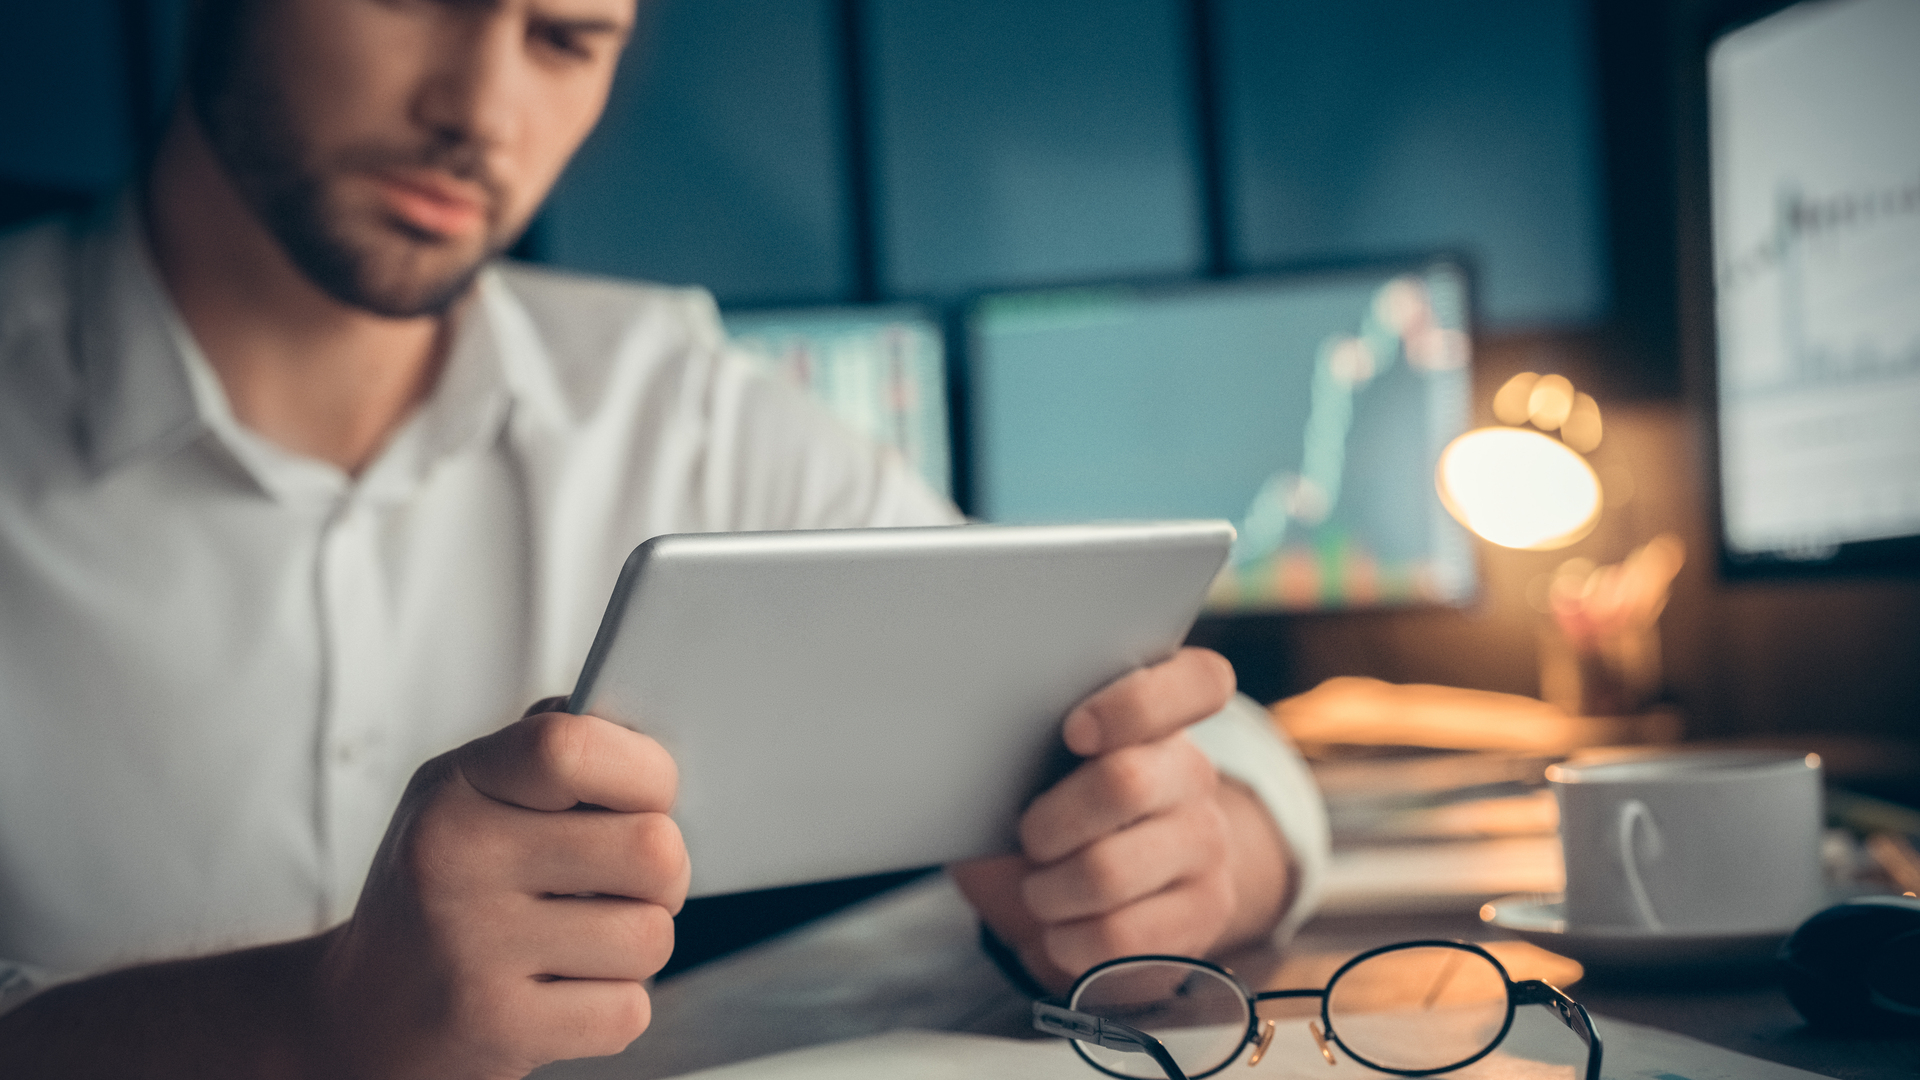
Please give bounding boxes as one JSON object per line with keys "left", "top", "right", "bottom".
{"left": 514, "top": 807, "right": 691, "bottom": 907}
{"left": 519, "top": 980, "right": 653, "bottom": 1063}
{"left": 963, "top": 730, "right": 1241, "bottom": 986}
{"left": 455, "top": 973, "right": 653, "bottom": 1068}
{"left": 1021, "top": 798, "right": 1229, "bottom": 924}
{"left": 408, "top": 766, "right": 691, "bottom": 917}
{"left": 325, "top": 705, "right": 689, "bottom": 1080}
{"left": 511, "top": 897, "right": 677, "bottom": 983}
{"left": 1019, "top": 735, "right": 1217, "bottom": 864}
{"left": 458, "top": 709, "right": 676, "bottom": 813}
{"left": 1042, "top": 874, "right": 1236, "bottom": 975}
{"left": 1062, "top": 647, "right": 1235, "bottom": 756}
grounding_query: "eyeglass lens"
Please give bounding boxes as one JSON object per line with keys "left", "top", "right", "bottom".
{"left": 1069, "top": 961, "right": 1251, "bottom": 1079}
{"left": 1325, "top": 945, "right": 1510, "bottom": 1072}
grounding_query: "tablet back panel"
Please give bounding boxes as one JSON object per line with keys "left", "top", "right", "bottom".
{"left": 569, "top": 521, "right": 1233, "bottom": 897}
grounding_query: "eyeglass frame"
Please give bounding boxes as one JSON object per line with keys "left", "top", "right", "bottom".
{"left": 1029, "top": 939, "right": 1603, "bottom": 1080}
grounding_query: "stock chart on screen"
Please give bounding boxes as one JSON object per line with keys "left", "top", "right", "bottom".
{"left": 1710, "top": 0, "right": 1920, "bottom": 565}
{"left": 967, "top": 261, "right": 1477, "bottom": 613}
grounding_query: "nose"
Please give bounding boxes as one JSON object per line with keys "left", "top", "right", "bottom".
{"left": 411, "top": 11, "right": 524, "bottom": 156}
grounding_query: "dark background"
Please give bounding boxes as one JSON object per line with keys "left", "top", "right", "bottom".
{"left": 4, "top": 0, "right": 1914, "bottom": 752}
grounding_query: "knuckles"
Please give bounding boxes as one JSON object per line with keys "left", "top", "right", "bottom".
{"left": 1052, "top": 910, "right": 1156, "bottom": 968}
{"left": 1073, "top": 840, "right": 1136, "bottom": 907}
{"left": 1090, "top": 745, "right": 1162, "bottom": 817}
{"left": 625, "top": 813, "right": 692, "bottom": 909}
{"left": 630, "top": 902, "right": 679, "bottom": 978}
{"left": 1091, "top": 739, "right": 1217, "bottom": 817}
{"left": 1190, "top": 647, "right": 1237, "bottom": 703}
{"left": 522, "top": 710, "right": 601, "bottom": 787}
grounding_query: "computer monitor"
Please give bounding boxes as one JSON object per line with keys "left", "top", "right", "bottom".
{"left": 965, "top": 259, "right": 1478, "bottom": 613}
{"left": 1706, "top": 0, "right": 1920, "bottom": 575}
{"left": 722, "top": 304, "right": 952, "bottom": 497}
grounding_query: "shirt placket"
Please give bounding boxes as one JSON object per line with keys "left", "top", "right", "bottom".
{"left": 313, "top": 494, "right": 402, "bottom": 926}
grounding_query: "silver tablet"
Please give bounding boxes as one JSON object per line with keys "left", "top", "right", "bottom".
{"left": 568, "top": 520, "right": 1233, "bottom": 897}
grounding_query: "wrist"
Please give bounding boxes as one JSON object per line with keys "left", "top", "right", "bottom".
{"left": 1215, "top": 777, "right": 1293, "bottom": 950}
{"left": 0, "top": 932, "right": 336, "bottom": 1080}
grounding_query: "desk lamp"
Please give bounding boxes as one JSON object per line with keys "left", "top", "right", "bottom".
{"left": 1435, "top": 373, "right": 1602, "bottom": 551}
{"left": 1435, "top": 375, "right": 1681, "bottom": 717}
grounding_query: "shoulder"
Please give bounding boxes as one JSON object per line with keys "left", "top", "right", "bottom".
{"left": 0, "top": 216, "right": 80, "bottom": 344}
{"left": 0, "top": 217, "right": 84, "bottom": 439}
{"left": 491, "top": 260, "right": 721, "bottom": 380}
{"left": 484, "top": 260, "right": 757, "bottom": 439}
{"left": 484, "top": 261, "right": 958, "bottom": 532}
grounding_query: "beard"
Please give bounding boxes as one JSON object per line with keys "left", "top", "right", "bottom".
{"left": 186, "top": 0, "right": 521, "bottom": 318}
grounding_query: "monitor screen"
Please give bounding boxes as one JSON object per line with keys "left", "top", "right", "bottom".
{"left": 1708, "top": 0, "right": 1920, "bottom": 572}
{"left": 723, "top": 304, "right": 952, "bottom": 497}
{"left": 966, "top": 260, "right": 1477, "bottom": 613}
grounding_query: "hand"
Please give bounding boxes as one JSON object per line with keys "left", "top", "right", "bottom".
{"left": 312, "top": 700, "right": 690, "bottom": 1080}
{"left": 951, "top": 648, "right": 1289, "bottom": 991}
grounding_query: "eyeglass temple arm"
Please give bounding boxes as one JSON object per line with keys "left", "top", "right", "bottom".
{"left": 1512, "top": 980, "right": 1605, "bottom": 1080}
{"left": 1033, "top": 1002, "right": 1191, "bottom": 1080}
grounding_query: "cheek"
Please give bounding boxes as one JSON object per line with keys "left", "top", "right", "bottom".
{"left": 507, "top": 83, "right": 612, "bottom": 214}
{"left": 268, "top": 1, "right": 432, "bottom": 152}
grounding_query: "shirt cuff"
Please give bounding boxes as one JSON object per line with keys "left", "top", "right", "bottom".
{"left": 1185, "top": 693, "right": 1331, "bottom": 943}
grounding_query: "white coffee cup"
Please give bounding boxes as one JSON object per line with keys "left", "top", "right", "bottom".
{"left": 1546, "top": 749, "right": 1824, "bottom": 935}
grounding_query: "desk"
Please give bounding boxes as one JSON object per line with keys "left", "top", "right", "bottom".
{"left": 536, "top": 875, "right": 1917, "bottom": 1080}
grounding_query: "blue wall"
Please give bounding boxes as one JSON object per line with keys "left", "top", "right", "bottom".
{"left": 1, "top": 0, "right": 1609, "bottom": 330}
{"left": 1216, "top": 0, "right": 1607, "bottom": 326}
{"left": 544, "top": 0, "right": 859, "bottom": 305}
{"left": 0, "top": 2, "right": 132, "bottom": 190}
{"left": 864, "top": 0, "right": 1206, "bottom": 299}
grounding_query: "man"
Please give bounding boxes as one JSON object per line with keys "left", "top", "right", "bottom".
{"left": 0, "top": 0, "right": 1327, "bottom": 1076}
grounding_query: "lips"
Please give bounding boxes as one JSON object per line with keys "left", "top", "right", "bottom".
{"left": 372, "top": 169, "right": 489, "bottom": 239}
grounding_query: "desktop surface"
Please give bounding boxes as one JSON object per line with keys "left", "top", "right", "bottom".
{"left": 535, "top": 873, "right": 1918, "bottom": 1080}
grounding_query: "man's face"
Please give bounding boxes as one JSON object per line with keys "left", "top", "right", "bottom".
{"left": 191, "top": 0, "right": 634, "bottom": 317}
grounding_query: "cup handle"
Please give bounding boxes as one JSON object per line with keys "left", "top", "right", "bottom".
{"left": 1616, "top": 799, "right": 1666, "bottom": 931}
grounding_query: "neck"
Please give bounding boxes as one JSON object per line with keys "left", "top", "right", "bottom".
{"left": 144, "top": 110, "right": 451, "bottom": 476}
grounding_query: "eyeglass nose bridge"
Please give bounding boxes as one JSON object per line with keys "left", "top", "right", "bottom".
{"left": 1245, "top": 1018, "right": 1277, "bottom": 1066}
{"left": 1307, "top": 1019, "right": 1337, "bottom": 1066}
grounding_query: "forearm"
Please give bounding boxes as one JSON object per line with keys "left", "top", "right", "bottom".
{"left": 0, "top": 933, "right": 332, "bottom": 1080}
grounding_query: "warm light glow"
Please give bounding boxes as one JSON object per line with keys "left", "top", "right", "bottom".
{"left": 1527, "top": 374, "right": 1576, "bottom": 431}
{"left": 1492, "top": 372, "right": 1538, "bottom": 426}
{"left": 1563, "top": 392, "right": 1603, "bottom": 453}
{"left": 1436, "top": 427, "right": 1603, "bottom": 550}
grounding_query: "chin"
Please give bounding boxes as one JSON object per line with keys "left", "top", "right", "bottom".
{"left": 363, "top": 253, "right": 490, "bottom": 316}
{"left": 311, "top": 228, "right": 497, "bottom": 319}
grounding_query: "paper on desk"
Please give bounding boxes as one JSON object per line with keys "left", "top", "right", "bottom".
{"left": 662, "top": 1014, "right": 1836, "bottom": 1080}
{"left": 1319, "top": 834, "right": 1565, "bottom": 915}
{"left": 661, "top": 1030, "right": 1081, "bottom": 1080}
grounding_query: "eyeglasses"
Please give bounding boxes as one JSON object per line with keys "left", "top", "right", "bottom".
{"left": 1032, "top": 940, "right": 1601, "bottom": 1080}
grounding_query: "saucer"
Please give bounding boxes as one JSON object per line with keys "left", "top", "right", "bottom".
{"left": 1479, "top": 893, "right": 1790, "bottom": 971}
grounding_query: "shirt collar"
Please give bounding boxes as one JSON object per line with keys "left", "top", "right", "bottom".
{"left": 73, "top": 196, "right": 205, "bottom": 476}
{"left": 73, "top": 197, "right": 542, "bottom": 508}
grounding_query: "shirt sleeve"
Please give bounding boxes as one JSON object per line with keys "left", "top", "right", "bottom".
{"left": 1184, "top": 693, "right": 1330, "bottom": 943}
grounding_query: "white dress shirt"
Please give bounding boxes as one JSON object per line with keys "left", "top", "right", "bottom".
{"left": 0, "top": 203, "right": 1327, "bottom": 1007}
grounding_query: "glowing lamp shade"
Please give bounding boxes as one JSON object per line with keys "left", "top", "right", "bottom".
{"left": 1436, "top": 427, "right": 1602, "bottom": 550}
